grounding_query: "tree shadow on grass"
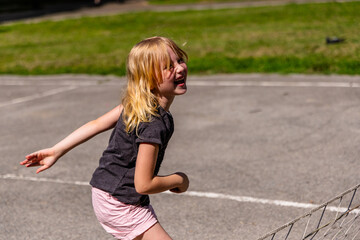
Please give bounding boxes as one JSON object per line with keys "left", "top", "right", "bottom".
{"left": 0, "top": 0, "right": 124, "bottom": 23}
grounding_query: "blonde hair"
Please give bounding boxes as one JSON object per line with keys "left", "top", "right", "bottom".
{"left": 122, "top": 36, "right": 188, "bottom": 133}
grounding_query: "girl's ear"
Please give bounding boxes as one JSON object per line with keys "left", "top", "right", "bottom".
{"left": 150, "top": 76, "right": 160, "bottom": 91}
{"left": 154, "top": 69, "right": 163, "bottom": 85}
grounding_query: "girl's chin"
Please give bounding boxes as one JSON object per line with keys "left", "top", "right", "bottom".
{"left": 175, "top": 87, "right": 187, "bottom": 95}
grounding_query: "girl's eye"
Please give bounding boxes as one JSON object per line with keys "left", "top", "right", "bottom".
{"left": 164, "top": 64, "right": 174, "bottom": 70}
{"left": 177, "top": 58, "right": 184, "bottom": 64}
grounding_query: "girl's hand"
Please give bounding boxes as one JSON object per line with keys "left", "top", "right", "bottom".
{"left": 170, "top": 172, "right": 189, "bottom": 194}
{"left": 20, "top": 148, "right": 59, "bottom": 174}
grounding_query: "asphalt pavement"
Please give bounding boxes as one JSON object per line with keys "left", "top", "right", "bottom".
{"left": 1, "top": 73, "right": 360, "bottom": 239}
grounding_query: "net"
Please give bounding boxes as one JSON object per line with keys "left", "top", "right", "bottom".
{"left": 257, "top": 183, "right": 360, "bottom": 240}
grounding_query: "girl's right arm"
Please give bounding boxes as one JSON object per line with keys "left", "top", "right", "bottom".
{"left": 20, "top": 105, "right": 123, "bottom": 174}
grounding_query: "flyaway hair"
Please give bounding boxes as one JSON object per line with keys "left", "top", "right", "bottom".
{"left": 122, "top": 36, "right": 188, "bottom": 133}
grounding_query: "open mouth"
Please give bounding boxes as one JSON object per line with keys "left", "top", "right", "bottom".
{"left": 175, "top": 78, "right": 185, "bottom": 85}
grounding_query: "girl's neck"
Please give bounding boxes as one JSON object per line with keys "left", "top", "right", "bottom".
{"left": 157, "top": 95, "right": 174, "bottom": 112}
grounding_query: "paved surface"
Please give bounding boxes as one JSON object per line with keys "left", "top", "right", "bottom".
{"left": 1, "top": 73, "right": 360, "bottom": 239}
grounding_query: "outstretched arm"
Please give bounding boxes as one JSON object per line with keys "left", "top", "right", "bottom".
{"left": 20, "top": 105, "right": 123, "bottom": 173}
{"left": 134, "top": 143, "right": 189, "bottom": 195}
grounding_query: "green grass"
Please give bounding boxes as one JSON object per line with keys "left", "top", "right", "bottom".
{"left": 1, "top": 2, "right": 360, "bottom": 76}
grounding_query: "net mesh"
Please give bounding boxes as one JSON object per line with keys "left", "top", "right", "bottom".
{"left": 257, "top": 184, "right": 360, "bottom": 240}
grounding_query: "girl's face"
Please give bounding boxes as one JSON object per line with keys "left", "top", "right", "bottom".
{"left": 155, "top": 47, "right": 188, "bottom": 99}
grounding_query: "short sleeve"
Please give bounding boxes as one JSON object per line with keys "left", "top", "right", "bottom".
{"left": 135, "top": 120, "right": 165, "bottom": 146}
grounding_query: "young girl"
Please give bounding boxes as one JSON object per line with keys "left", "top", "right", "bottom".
{"left": 20, "top": 36, "right": 190, "bottom": 240}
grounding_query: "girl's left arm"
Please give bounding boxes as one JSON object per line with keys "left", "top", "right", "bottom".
{"left": 134, "top": 143, "right": 189, "bottom": 195}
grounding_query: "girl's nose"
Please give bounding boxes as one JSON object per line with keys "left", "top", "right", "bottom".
{"left": 176, "top": 63, "right": 186, "bottom": 73}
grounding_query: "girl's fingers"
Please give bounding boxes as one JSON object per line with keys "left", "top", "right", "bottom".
{"left": 21, "top": 149, "right": 54, "bottom": 173}
{"left": 21, "top": 159, "right": 48, "bottom": 173}
{"left": 22, "top": 152, "right": 43, "bottom": 165}
{"left": 20, "top": 159, "right": 28, "bottom": 165}
{"left": 24, "top": 156, "right": 36, "bottom": 163}
{"left": 26, "top": 151, "right": 37, "bottom": 158}
{"left": 26, "top": 162, "right": 41, "bottom": 167}
{"left": 21, "top": 157, "right": 38, "bottom": 165}
{"left": 170, "top": 188, "right": 181, "bottom": 193}
{"left": 26, "top": 153, "right": 40, "bottom": 160}
{"left": 36, "top": 165, "right": 48, "bottom": 174}
{"left": 20, "top": 159, "right": 35, "bottom": 165}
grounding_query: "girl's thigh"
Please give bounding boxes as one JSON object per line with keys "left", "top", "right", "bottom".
{"left": 135, "top": 222, "right": 172, "bottom": 240}
{"left": 92, "top": 187, "right": 158, "bottom": 239}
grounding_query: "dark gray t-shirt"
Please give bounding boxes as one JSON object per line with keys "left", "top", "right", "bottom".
{"left": 90, "top": 106, "right": 174, "bottom": 206}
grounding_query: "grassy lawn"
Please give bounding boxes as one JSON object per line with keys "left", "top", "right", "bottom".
{"left": 1, "top": 2, "right": 360, "bottom": 76}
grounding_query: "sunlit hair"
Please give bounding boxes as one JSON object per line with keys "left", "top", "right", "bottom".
{"left": 122, "top": 36, "right": 188, "bottom": 133}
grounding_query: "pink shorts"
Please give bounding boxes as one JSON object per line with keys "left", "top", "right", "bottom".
{"left": 91, "top": 187, "right": 158, "bottom": 240}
